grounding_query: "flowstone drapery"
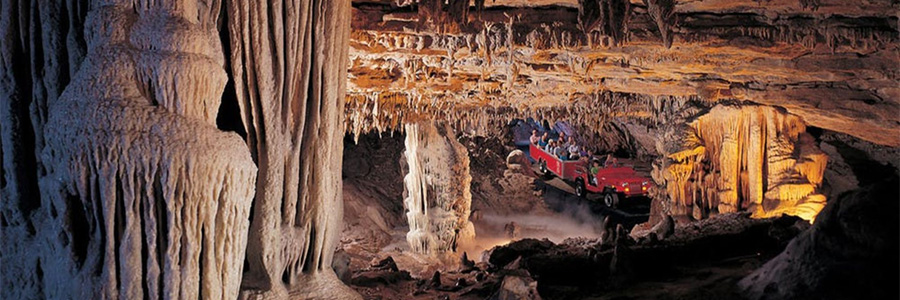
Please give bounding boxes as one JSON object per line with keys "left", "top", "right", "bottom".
{"left": 402, "top": 121, "right": 475, "bottom": 255}
{"left": 225, "top": 0, "right": 357, "bottom": 298}
{"left": 4, "top": 1, "right": 258, "bottom": 299}
{"left": 1, "top": 0, "right": 357, "bottom": 299}
{"left": 664, "top": 105, "right": 828, "bottom": 222}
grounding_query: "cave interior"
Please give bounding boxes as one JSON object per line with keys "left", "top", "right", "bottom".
{"left": 0, "top": 0, "right": 898, "bottom": 299}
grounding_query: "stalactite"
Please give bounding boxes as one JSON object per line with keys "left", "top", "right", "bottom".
{"left": 578, "top": 0, "right": 632, "bottom": 47}
{"left": 643, "top": 0, "right": 676, "bottom": 48}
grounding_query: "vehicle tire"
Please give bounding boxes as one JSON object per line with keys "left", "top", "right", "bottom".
{"left": 603, "top": 192, "right": 619, "bottom": 208}
{"left": 575, "top": 180, "right": 586, "bottom": 198}
{"left": 539, "top": 160, "right": 552, "bottom": 178}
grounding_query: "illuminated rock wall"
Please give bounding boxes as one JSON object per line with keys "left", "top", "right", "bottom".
{"left": 402, "top": 121, "right": 475, "bottom": 255}
{"left": 664, "top": 105, "right": 828, "bottom": 222}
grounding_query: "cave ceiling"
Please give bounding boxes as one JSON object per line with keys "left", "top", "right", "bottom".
{"left": 346, "top": 0, "right": 899, "bottom": 146}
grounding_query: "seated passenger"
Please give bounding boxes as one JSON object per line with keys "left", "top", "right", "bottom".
{"left": 530, "top": 130, "right": 541, "bottom": 144}
{"left": 567, "top": 137, "right": 580, "bottom": 159}
{"left": 557, "top": 135, "right": 569, "bottom": 149}
{"left": 539, "top": 133, "right": 549, "bottom": 148}
{"left": 555, "top": 144, "right": 568, "bottom": 160}
{"left": 604, "top": 154, "right": 618, "bottom": 167}
{"left": 546, "top": 139, "right": 556, "bottom": 152}
{"left": 589, "top": 161, "right": 601, "bottom": 185}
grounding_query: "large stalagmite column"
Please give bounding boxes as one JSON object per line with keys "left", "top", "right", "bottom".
{"left": 2, "top": 1, "right": 258, "bottom": 299}
{"left": 402, "top": 121, "right": 476, "bottom": 255}
{"left": 225, "top": 0, "right": 357, "bottom": 298}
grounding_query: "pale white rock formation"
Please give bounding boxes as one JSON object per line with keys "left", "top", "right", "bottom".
{"left": 2, "top": 0, "right": 360, "bottom": 299}
{"left": 2, "top": 1, "right": 258, "bottom": 299}
{"left": 402, "top": 121, "right": 476, "bottom": 255}
{"left": 224, "top": 0, "right": 359, "bottom": 298}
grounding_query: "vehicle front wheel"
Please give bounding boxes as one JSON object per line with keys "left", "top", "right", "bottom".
{"left": 539, "top": 160, "right": 552, "bottom": 178}
{"left": 575, "top": 180, "right": 586, "bottom": 198}
{"left": 603, "top": 192, "right": 619, "bottom": 208}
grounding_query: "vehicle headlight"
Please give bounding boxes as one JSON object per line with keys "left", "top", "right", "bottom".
{"left": 642, "top": 181, "right": 648, "bottom": 186}
{"left": 621, "top": 182, "right": 628, "bottom": 187}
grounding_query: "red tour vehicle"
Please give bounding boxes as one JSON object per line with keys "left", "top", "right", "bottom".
{"left": 530, "top": 143, "right": 651, "bottom": 207}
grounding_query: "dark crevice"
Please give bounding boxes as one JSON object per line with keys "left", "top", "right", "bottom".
{"left": 57, "top": 2, "right": 72, "bottom": 89}
{"left": 7, "top": 0, "right": 40, "bottom": 215}
{"left": 67, "top": 192, "right": 89, "bottom": 268}
{"left": 198, "top": 226, "right": 205, "bottom": 299}
{"left": 216, "top": 5, "right": 247, "bottom": 140}
{"left": 93, "top": 176, "right": 105, "bottom": 277}
{"left": 114, "top": 174, "right": 125, "bottom": 290}
{"left": 281, "top": 265, "right": 291, "bottom": 285}
{"left": 828, "top": 139, "right": 896, "bottom": 186}
{"left": 302, "top": 223, "right": 317, "bottom": 273}
{"left": 139, "top": 177, "right": 149, "bottom": 300}
{"left": 153, "top": 170, "right": 167, "bottom": 298}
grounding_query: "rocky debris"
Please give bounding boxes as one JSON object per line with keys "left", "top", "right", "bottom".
{"left": 465, "top": 137, "right": 549, "bottom": 215}
{"left": 505, "top": 150, "right": 533, "bottom": 175}
{"left": 492, "top": 274, "right": 542, "bottom": 300}
{"left": 632, "top": 213, "right": 676, "bottom": 242}
{"left": 486, "top": 239, "right": 557, "bottom": 270}
{"left": 739, "top": 177, "right": 899, "bottom": 300}
{"left": 459, "top": 252, "right": 477, "bottom": 273}
{"left": 430, "top": 271, "right": 443, "bottom": 287}
{"left": 349, "top": 257, "right": 413, "bottom": 288}
{"left": 479, "top": 214, "right": 805, "bottom": 297}
{"left": 333, "top": 250, "right": 354, "bottom": 284}
{"left": 373, "top": 256, "right": 401, "bottom": 273}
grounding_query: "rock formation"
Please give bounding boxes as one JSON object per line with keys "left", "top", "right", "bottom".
{"left": 224, "top": 0, "right": 356, "bottom": 298}
{"left": 345, "top": 0, "right": 898, "bottom": 147}
{"left": 663, "top": 105, "right": 828, "bottom": 222}
{"left": 739, "top": 177, "right": 899, "bottom": 299}
{"left": 402, "top": 121, "right": 475, "bottom": 255}
{"left": 1, "top": 0, "right": 357, "bottom": 299}
{"left": 3, "top": 0, "right": 258, "bottom": 299}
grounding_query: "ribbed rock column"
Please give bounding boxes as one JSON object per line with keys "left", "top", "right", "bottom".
{"left": 225, "top": 0, "right": 358, "bottom": 298}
